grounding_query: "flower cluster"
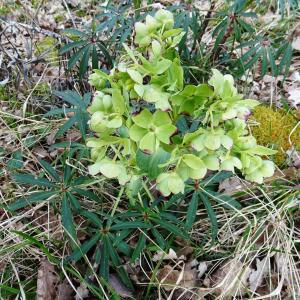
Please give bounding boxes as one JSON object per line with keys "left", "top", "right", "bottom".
{"left": 87, "top": 9, "right": 276, "bottom": 197}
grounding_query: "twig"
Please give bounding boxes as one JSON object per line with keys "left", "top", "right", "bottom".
{"left": 22, "top": 63, "right": 49, "bottom": 117}
{"left": 0, "top": 19, "right": 69, "bottom": 41}
{"left": 62, "top": 0, "right": 76, "bottom": 28}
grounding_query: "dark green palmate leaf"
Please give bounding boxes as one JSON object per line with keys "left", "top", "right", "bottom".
{"left": 99, "top": 239, "right": 110, "bottom": 280}
{"left": 68, "top": 233, "right": 101, "bottom": 262}
{"left": 110, "top": 221, "right": 152, "bottom": 231}
{"left": 59, "top": 40, "right": 87, "bottom": 55}
{"left": 48, "top": 90, "right": 90, "bottom": 140}
{"left": 7, "top": 191, "right": 57, "bottom": 211}
{"left": 106, "top": 235, "right": 134, "bottom": 290}
{"left": 55, "top": 115, "right": 78, "bottom": 138}
{"left": 62, "top": 194, "right": 77, "bottom": 247}
{"left": 136, "top": 148, "right": 171, "bottom": 179}
{"left": 206, "top": 190, "right": 242, "bottom": 210}
{"left": 185, "top": 191, "right": 198, "bottom": 230}
{"left": 150, "top": 217, "right": 189, "bottom": 240}
{"left": 199, "top": 193, "right": 218, "bottom": 244}
{"left": 131, "top": 233, "right": 146, "bottom": 262}
{"left": 12, "top": 173, "right": 55, "bottom": 187}
{"left": 38, "top": 159, "right": 60, "bottom": 182}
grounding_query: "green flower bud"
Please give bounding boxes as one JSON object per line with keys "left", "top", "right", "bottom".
{"left": 155, "top": 9, "right": 174, "bottom": 30}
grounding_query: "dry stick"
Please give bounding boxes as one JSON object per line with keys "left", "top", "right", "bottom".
{"left": 22, "top": 63, "right": 49, "bottom": 117}
{"left": 0, "top": 20, "right": 69, "bottom": 41}
{"left": 62, "top": 0, "right": 76, "bottom": 28}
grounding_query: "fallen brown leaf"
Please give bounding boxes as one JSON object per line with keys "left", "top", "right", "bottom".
{"left": 36, "top": 259, "right": 58, "bottom": 300}
{"left": 157, "top": 264, "right": 198, "bottom": 291}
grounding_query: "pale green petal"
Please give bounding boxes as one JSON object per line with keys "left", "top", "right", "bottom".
{"left": 139, "top": 36, "right": 151, "bottom": 47}
{"left": 222, "top": 108, "right": 237, "bottom": 120}
{"left": 102, "top": 95, "right": 112, "bottom": 111}
{"left": 155, "top": 9, "right": 174, "bottom": 30}
{"left": 132, "top": 109, "right": 152, "bottom": 129}
{"left": 89, "top": 111, "right": 107, "bottom": 132}
{"left": 89, "top": 92, "right": 104, "bottom": 113}
{"left": 134, "top": 84, "right": 145, "bottom": 97}
{"left": 245, "top": 172, "right": 263, "bottom": 184}
{"left": 220, "top": 135, "right": 233, "bottom": 150}
{"left": 156, "top": 173, "right": 171, "bottom": 197}
{"left": 106, "top": 115, "right": 122, "bottom": 128}
{"left": 117, "top": 170, "right": 131, "bottom": 185}
{"left": 259, "top": 160, "right": 275, "bottom": 177}
{"left": 189, "top": 167, "right": 207, "bottom": 179}
{"left": 152, "top": 40, "right": 161, "bottom": 56}
{"left": 203, "top": 155, "right": 219, "bottom": 171}
{"left": 176, "top": 163, "right": 189, "bottom": 181}
{"left": 88, "top": 159, "right": 122, "bottom": 178}
{"left": 155, "top": 124, "right": 177, "bottom": 144}
{"left": 182, "top": 154, "right": 206, "bottom": 170}
{"left": 99, "top": 161, "right": 123, "bottom": 178}
{"left": 139, "top": 132, "right": 158, "bottom": 154}
{"left": 208, "top": 69, "right": 224, "bottom": 95}
{"left": 168, "top": 173, "right": 184, "bottom": 194}
{"left": 191, "top": 135, "right": 205, "bottom": 151}
{"left": 232, "top": 157, "right": 242, "bottom": 169}
{"left": 127, "top": 69, "right": 143, "bottom": 84}
{"left": 204, "top": 134, "right": 221, "bottom": 150}
{"left": 220, "top": 159, "right": 235, "bottom": 172}
{"left": 146, "top": 15, "right": 159, "bottom": 32}
{"left": 135, "top": 22, "right": 148, "bottom": 36}
{"left": 240, "top": 153, "right": 251, "bottom": 169}
{"left": 153, "top": 110, "right": 172, "bottom": 126}
{"left": 129, "top": 124, "right": 147, "bottom": 142}
{"left": 155, "top": 97, "right": 171, "bottom": 111}
{"left": 88, "top": 162, "right": 103, "bottom": 176}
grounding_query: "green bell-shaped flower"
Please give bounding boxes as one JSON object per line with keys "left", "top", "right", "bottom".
{"left": 245, "top": 160, "right": 275, "bottom": 184}
{"left": 88, "top": 158, "right": 131, "bottom": 185}
{"left": 88, "top": 73, "right": 107, "bottom": 90}
{"left": 191, "top": 129, "right": 233, "bottom": 152}
{"left": 129, "top": 109, "right": 177, "bottom": 154}
{"left": 220, "top": 156, "right": 242, "bottom": 172}
{"left": 177, "top": 154, "right": 207, "bottom": 180}
{"left": 156, "top": 171, "right": 185, "bottom": 196}
{"left": 90, "top": 111, "right": 122, "bottom": 133}
{"left": 89, "top": 92, "right": 112, "bottom": 113}
{"left": 155, "top": 9, "right": 174, "bottom": 30}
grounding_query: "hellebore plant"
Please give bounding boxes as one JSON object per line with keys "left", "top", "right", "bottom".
{"left": 87, "top": 9, "right": 277, "bottom": 197}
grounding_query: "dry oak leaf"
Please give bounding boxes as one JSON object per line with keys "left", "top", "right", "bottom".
{"left": 157, "top": 264, "right": 198, "bottom": 291}
{"left": 153, "top": 248, "right": 180, "bottom": 262}
{"left": 36, "top": 259, "right": 58, "bottom": 300}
